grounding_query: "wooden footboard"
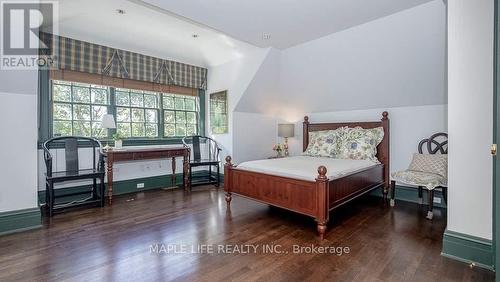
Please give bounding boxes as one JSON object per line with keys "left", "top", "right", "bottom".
{"left": 224, "top": 156, "right": 384, "bottom": 240}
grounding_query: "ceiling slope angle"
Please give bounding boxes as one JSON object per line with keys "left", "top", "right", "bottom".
{"left": 139, "top": 0, "right": 435, "bottom": 49}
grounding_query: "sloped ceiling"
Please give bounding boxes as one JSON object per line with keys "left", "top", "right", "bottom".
{"left": 232, "top": 0, "right": 446, "bottom": 116}
{"left": 140, "top": 0, "right": 435, "bottom": 49}
{"left": 45, "top": 0, "right": 258, "bottom": 67}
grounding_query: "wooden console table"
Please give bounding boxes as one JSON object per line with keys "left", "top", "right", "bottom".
{"left": 105, "top": 147, "right": 190, "bottom": 205}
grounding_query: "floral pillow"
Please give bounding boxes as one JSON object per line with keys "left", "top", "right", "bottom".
{"left": 303, "top": 128, "right": 345, "bottom": 158}
{"left": 338, "top": 127, "right": 384, "bottom": 161}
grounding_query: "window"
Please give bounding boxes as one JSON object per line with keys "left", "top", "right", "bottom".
{"left": 115, "top": 88, "right": 159, "bottom": 138}
{"left": 210, "top": 91, "right": 228, "bottom": 134}
{"left": 162, "top": 94, "right": 199, "bottom": 137}
{"left": 49, "top": 80, "right": 201, "bottom": 140}
{"left": 52, "top": 80, "right": 110, "bottom": 138}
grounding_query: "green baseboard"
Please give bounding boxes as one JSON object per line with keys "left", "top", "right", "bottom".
{"left": 371, "top": 185, "right": 447, "bottom": 208}
{"left": 0, "top": 207, "right": 42, "bottom": 236}
{"left": 38, "top": 171, "right": 219, "bottom": 205}
{"left": 441, "top": 230, "right": 493, "bottom": 270}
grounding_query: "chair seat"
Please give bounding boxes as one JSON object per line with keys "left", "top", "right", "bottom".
{"left": 47, "top": 168, "right": 104, "bottom": 181}
{"left": 392, "top": 170, "right": 447, "bottom": 190}
{"left": 189, "top": 159, "right": 220, "bottom": 166}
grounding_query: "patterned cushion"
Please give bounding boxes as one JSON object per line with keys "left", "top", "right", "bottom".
{"left": 392, "top": 170, "right": 447, "bottom": 190}
{"left": 303, "top": 128, "right": 345, "bottom": 158}
{"left": 408, "top": 153, "right": 448, "bottom": 178}
{"left": 338, "top": 127, "right": 384, "bottom": 161}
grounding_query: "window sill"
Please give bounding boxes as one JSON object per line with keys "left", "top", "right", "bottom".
{"left": 38, "top": 137, "right": 187, "bottom": 149}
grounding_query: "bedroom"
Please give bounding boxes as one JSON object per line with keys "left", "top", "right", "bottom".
{"left": 0, "top": 0, "right": 496, "bottom": 281}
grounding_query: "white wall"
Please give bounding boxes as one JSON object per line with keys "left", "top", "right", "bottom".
{"left": 0, "top": 71, "right": 39, "bottom": 212}
{"left": 233, "top": 112, "right": 277, "bottom": 163}
{"left": 447, "top": 0, "right": 494, "bottom": 240}
{"left": 206, "top": 47, "right": 269, "bottom": 160}
{"left": 233, "top": 0, "right": 446, "bottom": 116}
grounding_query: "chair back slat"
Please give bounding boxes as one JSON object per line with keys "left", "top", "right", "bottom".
{"left": 192, "top": 136, "right": 201, "bottom": 161}
{"left": 418, "top": 133, "right": 448, "bottom": 154}
{"left": 65, "top": 138, "right": 79, "bottom": 172}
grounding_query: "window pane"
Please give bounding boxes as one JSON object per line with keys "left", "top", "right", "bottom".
{"left": 116, "top": 107, "right": 130, "bottom": 122}
{"left": 130, "top": 92, "right": 144, "bottom": 107}
{"left": 92, "top": 122, "right": 106, "bottom": 138}
{"left": 164, "top": 111, "right": 175, "bottom": 123}
{"left": 174, "top": 98, "right": 185, "bottom": 110}
{"left": 145, "top": 109, "right": 157, "bottom": 122}
{"left": 186, "top": 112, "right": 196, "bottom": 124}
{"left": 176, "top": 111, "right": 186, "bottom": 123}
{"left": 175, "top": 124, "right": 186, "bottom": 136}
{"left": 73, "top": 121, "right": 91, "bottom": 136}
{"left": 53, "top": 103, "right": 72, "bottom": 120}
{"left": 73, "top": 104, "right": 91, "bottom": 120}
{"left": 145, "top": 123, "right": 158, "bottom": 137}
{"left": 144, "top": 94, "right": 157, "bottom": 108}
{"left": 53, "top": 84, "right": 71, "bottom": 102}
{"left": 117, "top": 122, "right": 131, "bottom": 137}
{"left": 185, "top": 99, "right": 195, "bottom": 111}
{"left": 73, "top": 87, "right": 90, "bottom": 103}
{"left": 91, "top": 88, "right": 108, "bottom": 104}
{"left": 186, "top": 124, "right": 197, "bottom": 136}
{"left": 164, "top": 124, "right": 175, "bottom": 137}
{"left": 163, "top": 96, "right": 174, "bottom": 109}
{"left": 131, "top": 108, "right": 145, "bottom": 122}
{"left": 115, "top": 91, "right": 130, "bottom": 106}
{"left": 92, "top": 105, "right": 107, "bottom": 121}
{"left": 131, "top": 123, "right": 145, "bottom": 137}
{"left": 53, "top": 121, "right": 72, "bottom": 136}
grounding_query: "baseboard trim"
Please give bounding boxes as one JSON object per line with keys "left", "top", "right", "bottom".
{"left": 371, "top": 184, "right": 446, "bottom": 208}
{"left": 0, "top": 207, "right": 42, "bottom": 236}
{"left": 441, "top": 229, "right": 494, "bottom": 271}
{"left": 38, "top": 170, "right": 219, "bottom": 205}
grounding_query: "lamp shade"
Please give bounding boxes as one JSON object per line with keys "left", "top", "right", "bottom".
{"left": 101, "top": 114, "right": 116, "bottom": 129}
{"left": 278, "top": 124, "right": 294, "bottom": 138}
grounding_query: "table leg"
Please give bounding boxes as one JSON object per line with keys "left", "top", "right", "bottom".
{"left": 171, "top": 157, "right": 176, "bottom": 187}
{"left": 183, "top": 150, "right": 190, "bottom": 191}
{"left": 107, "top": 160, "right": 113, "bottom": 205}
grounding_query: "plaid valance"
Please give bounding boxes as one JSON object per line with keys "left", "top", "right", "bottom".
{"left": 39, "top": 32, "right": 207, "bottom": 90}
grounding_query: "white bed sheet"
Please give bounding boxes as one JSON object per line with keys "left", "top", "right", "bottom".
{"left": 236, "top": 156, "right": 379, "bottom": 182}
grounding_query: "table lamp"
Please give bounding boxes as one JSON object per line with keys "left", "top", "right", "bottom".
{"left": 101, "top": 114, "right": 116, "bottom": 151}
{"left": 278, "top": 124, "right": 294, "bottom": 156}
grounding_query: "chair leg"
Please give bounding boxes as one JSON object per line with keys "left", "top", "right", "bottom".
{"left": 418, "top": 186, "right": 424, "bottom": 205}
{"left": 390, "top": 180, "right": 396, "bottom": 207}
{"left": 100, "top": 176, "right": 105, "bottom": 207}
{"left": 427, "top": 189, "right": 434, "bottom": 220}
{"left": 92, "top": 178, "right": 97, "bottom": 200}
{"left": 49, "top": 181, "right": 55, "bottom": 217}
{"left": 216, "top": 164, "right": 220, "bottom": 188}
{"left": 442, "top": 187, "right": 448, "bottom": 204}
{"left": 45, "top": 182, "right": 50, "bottom": 211}
{"left": 209, "top": 164, "right": 212, "bottom": 184}
{"left": 189, "top": 166, "right": 192, "bottom": 190}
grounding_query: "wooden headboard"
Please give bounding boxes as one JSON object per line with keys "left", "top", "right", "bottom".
{"left": 302, "top": 111, "right": 390, "bottom": 188}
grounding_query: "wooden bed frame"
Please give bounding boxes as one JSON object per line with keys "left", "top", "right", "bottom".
{"left": 224, "top": 112, "right": 390, "bottom": 239}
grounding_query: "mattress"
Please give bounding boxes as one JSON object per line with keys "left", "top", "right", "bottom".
{"left": 236, "top": 156, "right": 379, "bottom": 182}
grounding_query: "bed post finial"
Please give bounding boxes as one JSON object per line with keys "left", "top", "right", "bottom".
{"left": 224, "top": 156, "right": 233, "bottom": 207}
{"left": 317, "top": 165, "right": 327, "bottom": 180}
{"left": 225, "top": 156, "right": 232, "bottom": 166}
{"left": 304, "top": 116, "right": 309, "bottom": 123}
{"left": 382, "top": 111, "right": 389, "bottom": 120}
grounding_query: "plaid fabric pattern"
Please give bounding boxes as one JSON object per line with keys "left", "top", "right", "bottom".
{"left": 39, "top": 32, "right": 207, "bottom": 89}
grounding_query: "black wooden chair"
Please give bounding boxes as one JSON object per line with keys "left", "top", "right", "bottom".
{"left": 390, "top": 133, "right": 448, "bottom": 219}
{"left": 43, "top": 136, "right": 106, "bottom": 216}
{"left": 182, "top": 136, "right": 221, "bottom": 189}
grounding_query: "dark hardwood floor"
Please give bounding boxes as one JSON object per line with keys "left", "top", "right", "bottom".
{"left": 0, "top": 186, "right": 494, "bottom": 282}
